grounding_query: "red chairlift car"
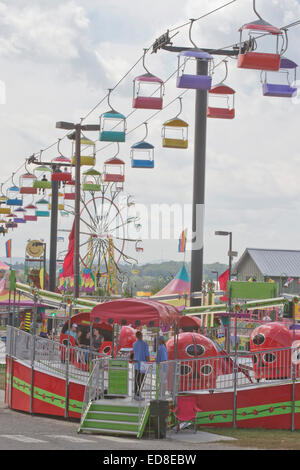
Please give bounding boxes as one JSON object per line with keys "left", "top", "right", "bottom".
{"left": 238, "top": 1, "right": 284, "bottom": 71}
{"left": 207, "top": 84, "right": 236, "bottom": 119}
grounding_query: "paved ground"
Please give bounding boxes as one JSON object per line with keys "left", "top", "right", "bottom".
{"left": 0, "top": 391, "right": 257, "bottom": 451}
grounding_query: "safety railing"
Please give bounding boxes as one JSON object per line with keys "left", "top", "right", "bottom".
{"left": 162, "top": 345, "right": 300, "bottom": 398}
{"left": 6, "top": 326, "right": 104, "bottom": 384}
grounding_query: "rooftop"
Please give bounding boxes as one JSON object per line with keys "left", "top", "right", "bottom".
{"left": 234, "top": 248, "right": 300, "bottom": 277}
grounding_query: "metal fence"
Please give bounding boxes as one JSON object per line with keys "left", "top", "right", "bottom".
{"left": 6, "top": 326, "right": 108, "bottom": 385}
{"left": 6, "top": 326, "right": 300, "bottom": 430}
{"left": 161, "top": 347, "right": 300, "bottom": 398}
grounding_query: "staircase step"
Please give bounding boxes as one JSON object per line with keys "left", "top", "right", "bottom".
{"left": 90, "top": 403, "right": 141, "bottom": 414}
{"left": 86, "top": 411, "right": 139, "bottom": 423}
{"left": 84, "top": 419, "right": 139, "bottom": 433}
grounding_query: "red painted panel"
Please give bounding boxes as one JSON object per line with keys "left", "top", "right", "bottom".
{"left": 133, "top": 97, "right": 163, "bottom": 110}
{"left": 238, "top": 52, "right": 281, "bottom": 71}
{"left": 9, "top": 359, "right": 84, "bottom": 419}
{"left": 11, "top": 361, "right": 31, "bottom": 413}
{"left": 207, "top": 107, "right": 235, "bottom": 119}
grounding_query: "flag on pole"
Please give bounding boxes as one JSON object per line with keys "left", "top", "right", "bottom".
{"left": 62, "top": 220, "right": 75, "bottom": 277}
{"left": 5, "top": 239, "right": 12, "bottom": 258}
{"left": 178, "top": 229, "right": 187, "bottom": 253}
{"left": 219, "top": 269, "right": 229, "bottom": 302}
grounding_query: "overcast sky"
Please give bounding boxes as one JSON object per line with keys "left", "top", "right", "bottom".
{"left": 1, "top": 0, "right": 300, "bottom": 269}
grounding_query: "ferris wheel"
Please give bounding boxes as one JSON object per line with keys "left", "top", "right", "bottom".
{"left": 62, "top": 182, "right": 142, "bottom": 295}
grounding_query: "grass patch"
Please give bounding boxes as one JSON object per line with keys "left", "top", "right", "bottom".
{"left": 206, "top": 427, "right": 300, "bottom": 450}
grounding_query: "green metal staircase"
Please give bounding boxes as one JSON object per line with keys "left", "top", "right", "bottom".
{"left": 78, "top": 400, "right": 150, "bottom": 438}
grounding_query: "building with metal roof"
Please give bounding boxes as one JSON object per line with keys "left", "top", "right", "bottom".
{"left": 233, "top": 248, "right": 300, "bottom": 294}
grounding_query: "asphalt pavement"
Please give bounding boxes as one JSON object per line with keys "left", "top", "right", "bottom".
{"left": 0, "top": 390, "right": 256, "bottom": 452}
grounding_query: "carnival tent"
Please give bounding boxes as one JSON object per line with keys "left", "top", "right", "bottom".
{"left": 0, "top": 261, "right": 9, "bottom": 271}
{"left": 153, "top": 264, "right": 190, "bottom": 297}
{"left": 90, "top": 298, "right": 182, "bottom": 328}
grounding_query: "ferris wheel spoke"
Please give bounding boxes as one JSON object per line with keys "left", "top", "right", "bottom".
{"left": 80, "top": 216, "right": 98, "bottom": 234}
{"left": 81, "top": 199, "right": 98, "bottom": 230}
{"left": 91, "top": 193, "right": 101, "bottom": 226}
{"left": 101, "top": 198, "right": 115, "bottom": 228}
{"left": 88, "top": 239, "right": 101, "bottom": 271}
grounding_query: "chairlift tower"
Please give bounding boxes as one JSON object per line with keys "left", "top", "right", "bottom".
{"left": 153, "top": 29, "right": 239, "bottom": 306}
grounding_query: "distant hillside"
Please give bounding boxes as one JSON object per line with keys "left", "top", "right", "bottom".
{"left": 120, "top": 260, "right": 228, "bottom": 295}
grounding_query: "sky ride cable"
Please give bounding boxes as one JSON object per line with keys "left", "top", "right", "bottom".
{"left": 2, "top": 5, "right": 300, "bottom": 188}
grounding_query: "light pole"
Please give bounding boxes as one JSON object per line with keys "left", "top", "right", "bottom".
{"left": 215, "top": 230, "right": 239, "bottom": 427}
{"left": 56, "top": 121, "right": 100, "bottom": 299}
{"left": 215, "top": 231, "right": 236, "bottom": 312}
{"left": 215, "top": 231, "right": 238, "bottom": 352}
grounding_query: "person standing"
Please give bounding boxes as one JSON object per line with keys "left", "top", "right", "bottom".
{"left": 132, "top": 330, "right": 149, "bottom": 401}
{"left": 156, "top": 336, "right": 168, "bottom": 399}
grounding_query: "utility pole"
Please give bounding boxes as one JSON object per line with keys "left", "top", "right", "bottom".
{"left": 49, "top": 164, "right": 59, "bottom": 292}
{"left": 190, "top": 58, "right": 209, "bottom": 307}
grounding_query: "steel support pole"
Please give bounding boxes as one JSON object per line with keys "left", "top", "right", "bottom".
{"left": 74, "top": 125, "right": 81, "bottom": 300}
{"left": 43, "top": 243, "right": 46, "bottom": 290}
{"left": 49, "top": 166, "right": 59, "bottom": 292}
{"left": 190, "top": 59, "right": 209, "bottom": 307}
{"left": 226, "top": 233, "right": 233, "bottom": 352}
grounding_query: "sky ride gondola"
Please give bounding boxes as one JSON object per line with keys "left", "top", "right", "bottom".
{"left": 63, "top": 180, "right": 76, "bottom": 200}
{"left": 162, "top": 97, "right": 188, "bottom": 149}
{"left": 72, "top": 139, "right": 96, "bottom": 166}
{"left": 33, "top": 166, "right": 52, "bottom": 192}
{"left": 51, "top": 156, "right": 72, "bottom": 182}
{"left": 207, "top": 60, "right": 236, "bottom": 119}
{"left": 19, "top": 172, "right": 37, "bottom": 195}
{"left": 99, "top": 89, "right": 126, "bottom": 143}
{"left": 82, "top": 168, "right": 101, "bottom": 192}
{"left": 177, "top": 19, "right": 213, "bottom": 90}
{"left": 35, "top": 198, "right": 50, "bottom": 217}
{"left": 103, "top": 144, "right": 125, "bottom": 185}
{"left": 103, "top": 157, "right": 125, "bottom": 184}
{"left": 177, "top": 50, "right": 213, "bottom": 90}
{"left": 14, "top": 207, "right": 26, "bottom": 224}
{"left": 131, "top": 122, "right": 154, "bottom": 169}
{"left": 6, "top": 184, "right": 23, "bottom": 207}
{"left": 0, "top": 205, "right": 11, "bottom": 215}
{"left": 207, "top": 84, "right": 235, "bottom": 119}
{"left": 261, "top": 57, "right": 298, "bottom": 98}
{"left": 237, "top": 1, "right": 283, "bottom": 71}
{"left": 24, "top": 204, "right": 37, "bottom": 222}
{"left": 133, "top": 49, "right": 164, "bottom": 110}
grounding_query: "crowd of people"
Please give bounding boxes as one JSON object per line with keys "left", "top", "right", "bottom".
{"left": 65, "top": 323, "right": 104, "bottom": 352}
{"left": 39, "top": 319, "right": 169, "bottom": 401}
